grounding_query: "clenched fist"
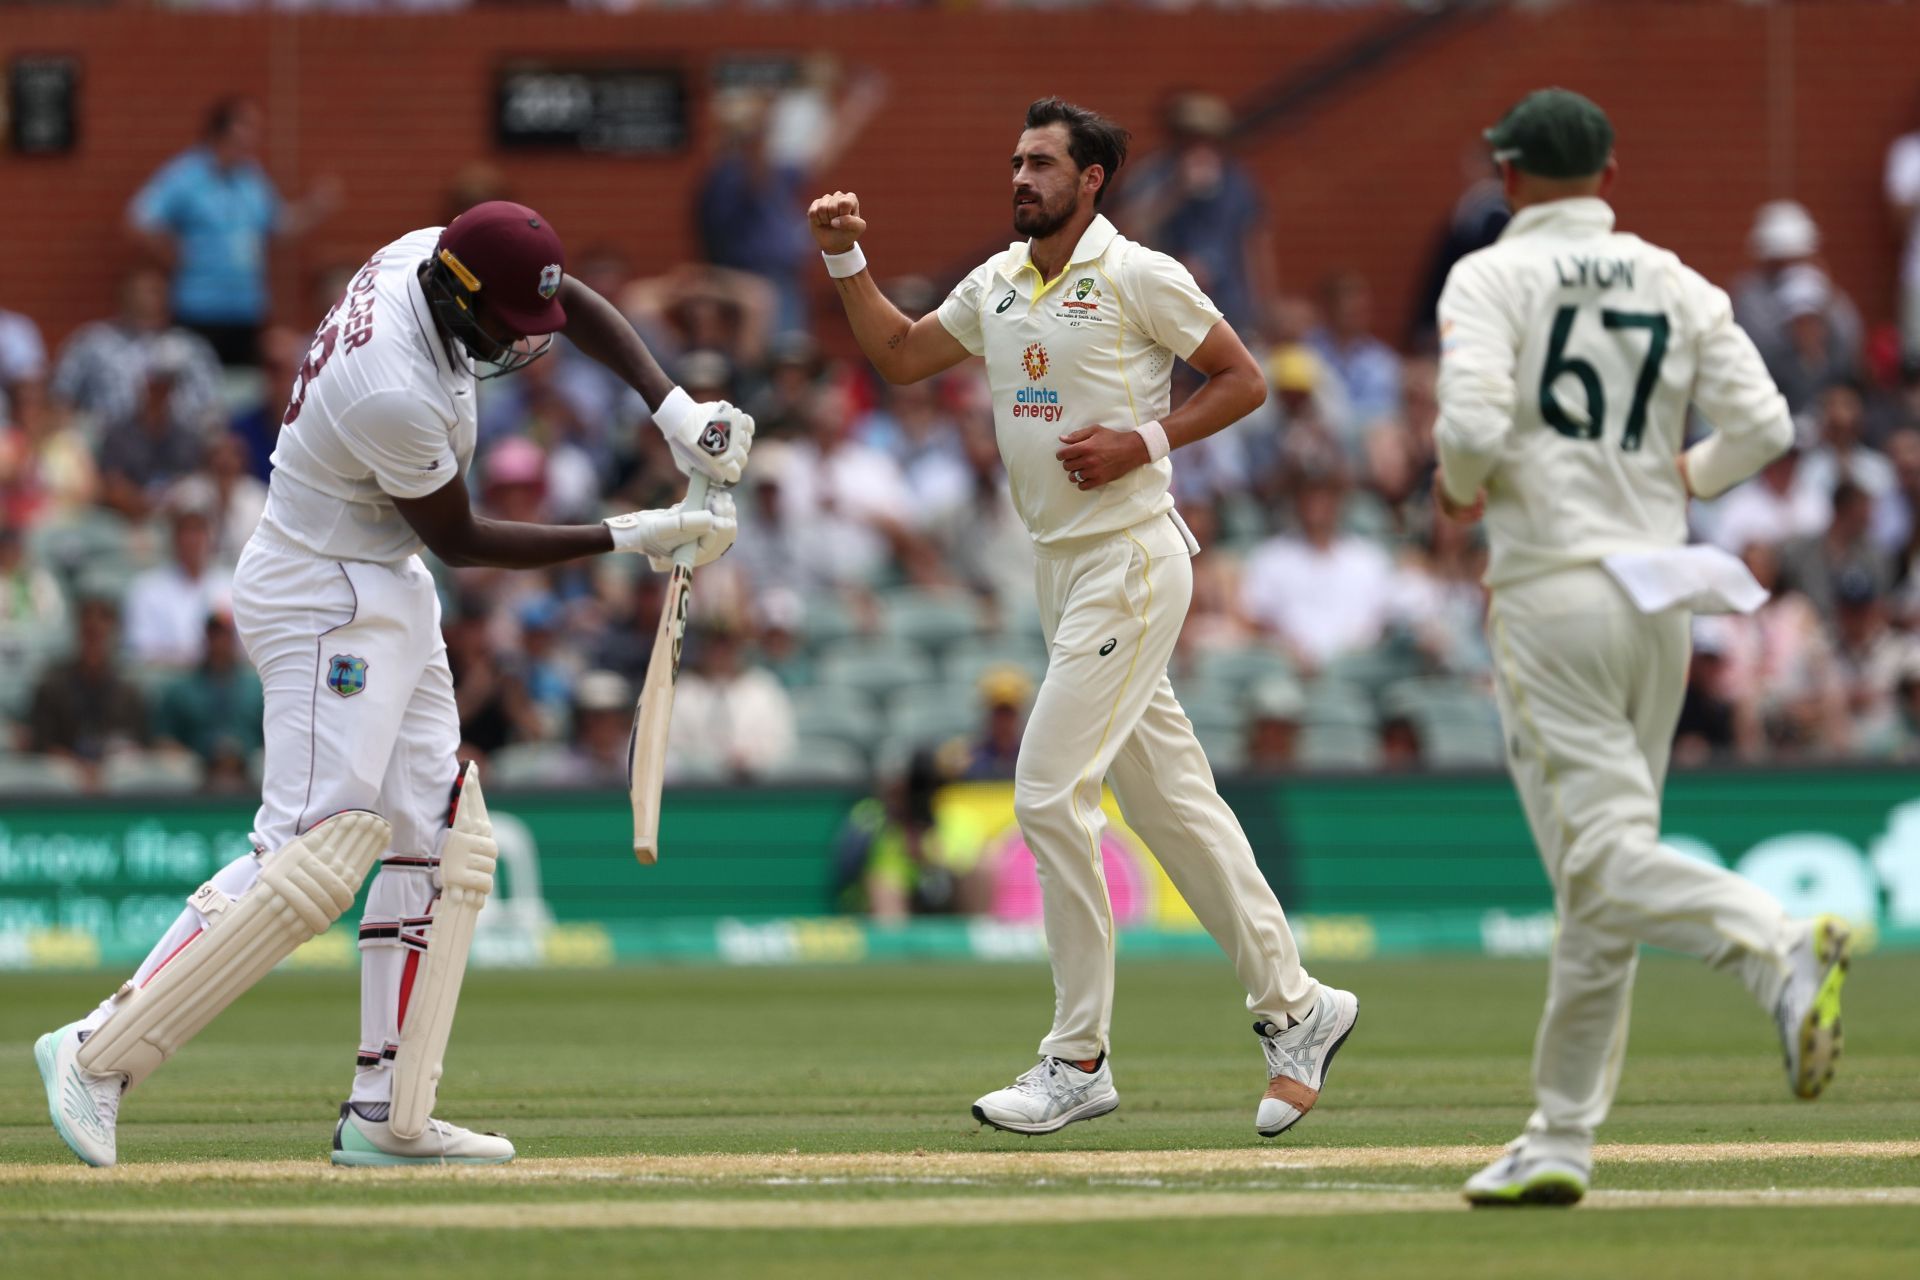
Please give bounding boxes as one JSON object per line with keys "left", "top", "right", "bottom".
{"left": 808, "top": 191, "right": 868, "bottom": 254}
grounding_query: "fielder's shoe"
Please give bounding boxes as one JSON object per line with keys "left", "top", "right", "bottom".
{"left": 331, "top": 1102, "right": 515, "bottom": 1166}
{"left": 971, "top": 1056, "right": 1119, "bottom": 1135}
{"left": 1463, "top": 1140, "right": 1589, "bottom": 1207}
{"left": 1254, "top": 985, "right": 1359, "bottom": 1138}
{"left": 34, "top": 1020, "right": 126, "bottom": 1169}
{"left": 1777, "top": 914, "right": 1852, "bottom": 1100}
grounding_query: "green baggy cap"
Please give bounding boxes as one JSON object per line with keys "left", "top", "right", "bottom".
{"left": 1483, "top": 88, "right": 1614, "bottom": 179}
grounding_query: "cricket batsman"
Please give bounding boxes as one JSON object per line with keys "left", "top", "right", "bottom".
{"left": 35, "top": 201, "right": 751, "bottom": 1167}
{"left": 809, "top": 98, "right": 1357, "bottom": 1137}
{"left": 1433, "top": 89, "right": 1851, "bottom": 1206}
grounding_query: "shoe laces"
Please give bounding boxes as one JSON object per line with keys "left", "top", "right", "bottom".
{"left": 1256, "top": 1022, "right": 1307, "bottom": 1081}
{"left": 1010, "top": 1058, "right": 1073, "bottom": 1102}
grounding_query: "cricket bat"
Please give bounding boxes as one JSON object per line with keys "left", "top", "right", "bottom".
{"left": 629, "top": 471, "right": 709, "bottom": 864}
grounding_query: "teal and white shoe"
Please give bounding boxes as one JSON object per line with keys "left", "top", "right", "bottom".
{"left": 1777, "top": 914, "right": 1852, "bottom": 1100}
{"left": 331, "top": 1102, "right": 515, "bottom": 1167}
{"left": 1463, "top": 1142, "right": 1589, "bottom": 1207}
{"left": 35, "top": 1021, "right": 126, "bottom": 1169}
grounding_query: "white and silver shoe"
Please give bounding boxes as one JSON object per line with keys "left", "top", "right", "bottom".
{"left": 34, "top": 1020, "right": 127, "bottom": 1169}
{"left": 1254, "top": 985, "right": 1359, "bottom": 1138}
{"left": 331, "top": 1102, "right": 515, "bottom": 1166}
{"left": 1463, "top": 1140, "right": 1589, "bottom": 1207}
{"left": 971, "top": 1056, "right": 1119, "bottom": 1135}
{"left": 1777, "top": 914, "right": 1852, "bottom": 1100}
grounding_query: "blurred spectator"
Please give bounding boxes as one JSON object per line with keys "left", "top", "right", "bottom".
{"left": 479, "top": 437, "right": 553, "bottom": 525}
{"left": 124, "top": 501, "right": 232, "bottom": 669}
{"left": 1113, "top": 91, "right": 1275, "bottom": 338}
{"left": 1760, "top": 264, "right": 1857, "bottom": 414}
{"left": 190, "top": 436, "right": 268, "bottom": 567}
{"left": 592, "top": 571, "right": 666, "bottom": 685}
{"left": 27, "top": 596, "right": 148, "bottom": 763}
{"left": 1889, "top": 657, "right": 1920, "bottom": 760}
{"left": 1717, "top": 541, "right": 1851, "bottom": 757}
{"left": 510, "top": 596, "right": 581, "bottom": 741}
{"left": 1831, "top": 570, "right": 1920, "bottom": 753}
{"left": 50, "top": 266, "right": 223, "bottom": 441}
{"left": 152, "top": 611, "right": 264, "bottom": 766}
{"left": 1875, "top": 427, "right": 1920, "bottom": 557}
{"left": 127, "top": 96, "right": 340, "bottom": 366}
{"left": 1795, "top": 381, "right": 1895, "bottom": 513}
{"left": 855, "top": 377, "right": 969, "bottom": 512}
{"left": 446, "top": 595, "right": 539, "bottom": 757}
{"left": 229, "top": 325, "right": 303, "bottom": 481}
{"left": 1364, "top": 357, "right": 1440, "bottom": 540}
{"left": 555, "top": 669, "right": 631, "bottom": 789}
{"left": 0, "top": 525, "right": 66, "bottom": 635}
{"left": 1887, "top": 115, "right": 1920, "bottom": 359}
{"left": 1377, "top": 715, "right": 1423, "bottom": 770}
{"left": 0, "top": 305, "right": 49, "bottom": 433}
{"left": 476, "top": 358, "right": 606, "bottom": 524}
{"left": 442, "top": 159, "right": 510, "bottom": 225}
{"left": 1732, "top": 202, "right": 1864, "bottom": 394}
{"left": 1408, "top": 145, "right": 1509, "bottom": 351}
{"left": 924, "top": 406, "right": 1034, "bottom": 606}
{"left": 1242, "top": 677, "right": 1304, "bottom": 772}
{"left": 1702, "top": 441, "right": 1828, "bottom": 553}
{"left": 665, "top": 620, "right": 797, "bottom": 780}
{"left": 1385, "top": 508, "right": 1489, "bottom": 677}
{"left": 1674, "top": 619, "right": 1761, "bottom": 765}
{"left": 952, "top": 664, "right": 1031, "bottom": 781}
{"left": 620, "top": 265, "right": 777, "bottom": 381}
{"left": 696, "top": 69, "right": 884, "bottom": 335}
{"left": 1264, "top": 343, "right": 1352, "bottom": 476}
{"left": 1779, "top": 481, "right": 1893, "bottom": 619}
{"left": 1241, "top": 470, "right": 1393, "bottom": 674}
{"left": 834, "top": 748, "right": 980, "bottom": 921}
{"left": 1307, "top": 272, "right": 1401, "bottom": 427}
{"left": 744, "top": 333, "right": 826, "bottom": 443}
{"left": 755, "top": 587, "right": 813, "bottom": 688}
{"left": 96, "top": 337, "right": 211, "bottom": 521}
{"left": 781, "top": 383, "right": 923, "bottom": 588}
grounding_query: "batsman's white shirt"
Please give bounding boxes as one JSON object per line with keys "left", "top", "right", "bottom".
{"left": 937, "top": 214, "right": 1319, "bottom": 1061}
{"left": 1436, "top": 197, "right": 1798, "bottom": 1166}
{"left": 937, "top": 214, "right": 1217, "bottom": 548}
{"left": 261, "top": 226, "right": 475, "bottom": 565}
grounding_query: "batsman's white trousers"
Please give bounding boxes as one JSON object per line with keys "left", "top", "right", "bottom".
{"left": 1019, "top": 513, "right": 1319, "bottom": 1062}
{"left": 86, "top": 533, "right": 458, "bottom": 1104}
{"left": 1487, "top": 565, "right": 1796, "bottom": 1165}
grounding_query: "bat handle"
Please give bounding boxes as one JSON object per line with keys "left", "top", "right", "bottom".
{"left": 672, "top": 472, "right": 712, "bottom": 570}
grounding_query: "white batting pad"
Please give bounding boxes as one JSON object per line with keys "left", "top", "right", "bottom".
{"left": 78, "top": 810, "right": 392, "bottom": 1090}
{"left": 389, "top": 762, "right": 497, "bottom": 1139}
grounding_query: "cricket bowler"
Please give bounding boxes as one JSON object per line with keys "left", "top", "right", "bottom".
{"left": 35, "top": 201, "right": 751, "bottom": 1167}
{"left": 1432, "top": 90, "right": 1852, "bottom": 1206}
{"left": 809, "top": 98, "right": 1357, "bottom": 1137}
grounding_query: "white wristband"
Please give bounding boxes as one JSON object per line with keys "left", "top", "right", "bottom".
{"left": 653, "top": 385, "right": 698, "bottom": 438}
{"left": 1137, "top": 419, "right": 1171, "bottom": 464}
{"left": 822, "top": 245, "right": 868, "bottom": 279}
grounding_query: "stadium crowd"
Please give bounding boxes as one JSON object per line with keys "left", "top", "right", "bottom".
{"left": 4, "top": 85, "right": 1920, "bottom": 798}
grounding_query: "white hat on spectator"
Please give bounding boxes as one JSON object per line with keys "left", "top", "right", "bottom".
{"left": 574, "top": 669, "right": 632, "bottom": 713}
{"left": 1249, "top": 676, "right": 1306, "bottom": 723}
{"left": 1691, "top": 616, "right": 1734, "bottom": 659}
{"left": 1750, "top": 200, "right": 1820, "bottom": 261}
{"left": 1775, "top": 264, "right": 1832, "bottom": 320}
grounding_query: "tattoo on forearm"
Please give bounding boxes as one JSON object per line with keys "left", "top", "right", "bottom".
{"left": 886, "top": 332, "right": 904, "bottom": 350}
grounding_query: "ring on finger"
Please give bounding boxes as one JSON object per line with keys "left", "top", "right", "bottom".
{"left": 1071, "top": 470, "right": 1084, "bottom": 484}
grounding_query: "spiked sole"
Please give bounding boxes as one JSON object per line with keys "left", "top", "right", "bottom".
{"left": 1465, "top": 1169, "right": 1589, "bottom": 1207}
{"left": 970, "top": 1093, "right": 1119, "bottom": 1135}
{"left": 1790, "top": 915, "right": 1852, "bottom": 1100}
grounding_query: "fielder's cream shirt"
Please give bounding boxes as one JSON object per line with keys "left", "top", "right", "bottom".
{"left": 937, "top": 214, "right": 1222, "bottom": 548}
{"left": 1436, "top": 198, "right": 1792, "bottom": 589}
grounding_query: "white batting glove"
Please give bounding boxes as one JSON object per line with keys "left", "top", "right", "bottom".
{"left": 604, "top": 504, "right": 719, "bottom": 561}
{"left": 647, "top": 491, "right": 737, "bottom": 572}
{"left": 654, "top": 386, "right": 755, "bottom": 486}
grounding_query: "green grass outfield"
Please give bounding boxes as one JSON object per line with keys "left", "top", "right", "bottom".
{"left": 4, "top": 954, "right": 1918, "bottom": 1277}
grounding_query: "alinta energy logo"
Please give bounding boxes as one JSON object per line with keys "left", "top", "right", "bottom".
{"left": 1021, "top": 342, "right": 1050, "bottom": 381}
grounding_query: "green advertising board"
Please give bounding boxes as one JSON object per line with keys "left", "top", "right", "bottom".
{"left": 2, "top": 767, "right": 1916, "bottom": 972}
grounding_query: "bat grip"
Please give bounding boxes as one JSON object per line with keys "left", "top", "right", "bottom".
{"left": 672, "top": 473, "right": 712, "bottom": 569}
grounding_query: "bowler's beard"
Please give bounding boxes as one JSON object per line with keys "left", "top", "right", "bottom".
{"left": 1013, "top": 195, "right": 1074, "bottom": 240}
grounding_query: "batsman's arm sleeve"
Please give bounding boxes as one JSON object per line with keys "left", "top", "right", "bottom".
{"left": 1433, "top": 257, "right": 1520, "bottom": 504}
{"left": 1680, "top": 275, "right": 1794, "bottom": 500}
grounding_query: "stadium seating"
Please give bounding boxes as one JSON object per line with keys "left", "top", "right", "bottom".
{"left": 101, "top": 751, "right": 204, "bottom": 794}
{"left": 815, "top": 639, "right": 937, "bottom": 702}
{"left": 0, "top": 753, "right": 87, "bottom": 795}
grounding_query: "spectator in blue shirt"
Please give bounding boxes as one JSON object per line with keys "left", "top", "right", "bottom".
{"left": 126, "top": 96, "right": 339, "bottom": 367}
{"left": 1308, "top": 271, "right": 1403, "bottom": 427}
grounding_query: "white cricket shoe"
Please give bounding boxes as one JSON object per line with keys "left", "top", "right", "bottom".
{"left": 1777, "top": 914, "right": 1852, "bottom": 1100}
{"left": 1254, "top": 985, "right": 1359, "bottom": 1137}
{"left": 34, "top": 1020, "right": 127, "bottom": 1169}
{"left": 971, "top": 1056, "right": 1119, "bottom": 1135}
{"left": 1463, "top": 1140, "right": 1590, "bottom": 1206}
{"left": 331, "top": 1102, "right": 515, "bottom": 1166}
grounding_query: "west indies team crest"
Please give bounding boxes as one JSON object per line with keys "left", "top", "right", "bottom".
{"left": 327, "top": 654, "right": 369, "bottom": 698}
{"left": 1021, "top": 342, "right": 1050, "bottom": 380}
{"left": 538, "top": 264, "right": 563, "bottom": 299}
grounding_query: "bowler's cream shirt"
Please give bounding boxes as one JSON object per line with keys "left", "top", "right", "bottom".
{"left": 938, "top": 215, "right": 1221, "bottom": 547}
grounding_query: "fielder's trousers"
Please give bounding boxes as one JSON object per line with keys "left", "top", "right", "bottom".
{"left": 1488, "top": 565, "right": 1797, "bottom": 1165}
{"left": 1017, "top": 513, "right": 1319, "bottom": 1062}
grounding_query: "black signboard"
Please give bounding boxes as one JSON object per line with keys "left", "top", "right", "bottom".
{"left": 8, "top": 55, "right": 78, "bottom": 156}
{"left": 494, "top": 65, "right": 687, "bottom": 155}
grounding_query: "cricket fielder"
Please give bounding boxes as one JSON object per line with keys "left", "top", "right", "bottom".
{"left": 809, "top": 98, "right": 1356, "bottom": 1137}
{"left": 1434, "top": 90, "right": 1851, "bottom": 1206}
{"left": 35, "top": 201, "right": 751, "bottom": 1168}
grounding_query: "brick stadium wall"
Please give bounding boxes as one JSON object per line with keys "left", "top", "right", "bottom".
{"left": 2, "top": 4, "right": 1916, "bottom": 351}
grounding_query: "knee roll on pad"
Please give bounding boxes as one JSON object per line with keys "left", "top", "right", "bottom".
{"left": 390, "top": 762, "right": 497, "bottom": 1139}
{"left": 77, "top": 810, "right": 392, "bottom": 1090}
